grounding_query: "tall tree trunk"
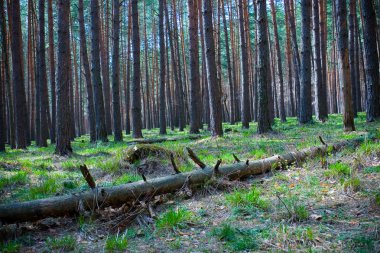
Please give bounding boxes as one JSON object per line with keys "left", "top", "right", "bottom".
{"left": 299, "top": 0, "right": 313, "bottom": 124}
{"left": 78, "top": 0, "right": 96, "bottom": 142}
{"left": 91, "top": 0, "right": 108, "bottom": 142}
{"left": 131, "top": 0, "right": 143, "bottom": 138}
{"left": 37, "top": 0, "right": 48, "bottom": 147}
{"left": 335, "top": 0, "right": 355, "bottom": 131}
{"left": 125, "top": 2, "right": 131, "bottom": 135}
{"left": 319, "top": 0, "right": 329, "bottom": 119}
{"left": 112, "top": 0, "right": 122, "bottom": 141}
{"left": 10, "top": 0, "right": 29, "bottom": 149}
{"left": 257, "top": 0, "right": 271, "bottom": 134}
{"left": 143, "top": 2, "right": 151, "bottom": 130}
{"left": 56, "top": 0, "right": 72, "bottom": 155}
{"left": 238, "top": 0, "right": 250, "bottom": 128}
{"left": 284, "top": 5, "right": 295, "bottom": 117}
{"left": 202, "top": 0, "right": 223, "bottom": 137}
{"left": 188, "top": 0, "right": 201, "bottom": 133}
{"left": 312, "top": 0, "right": 328, "bottom": 121}
{"left": 159, "top": 0, "right": 167, "bottom": 135}
{"left": 349, "top": 0, "right": 358, "bottom": 117}
{"left": 270, "top": 0, "right": 286, "bottom": 122}
{"left": 361, "top": 0, "right": 380, "bottom": 121}
{"left": 47, "top": 0, "right": 56, "bottom": 144}
{"left": 1, "top": 0, "right": 14, "bottom": 148}
{"left": 0, "top": 33, "right": 5, "bottom": 152}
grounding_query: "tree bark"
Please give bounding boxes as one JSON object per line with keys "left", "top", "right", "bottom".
{"left": 361, "top": 0, "right": 380, "bottom": 121}
{"left": 202, "top": 0, "right": 223, "bottom": 137}
{"left": 299, "top": 0, "right": 313, "bottom": 124}
{"left": 55, "top": 0, "right": 72, "bottom": 155}
{"left": 131, "top": 0, "right": 143, "bottom": 138}
{"left": 112, "top": 0, "right": 123, "bottom": 141}
{"left": 335, "top": 0, "right": 355, "bottom": 131}
{"left": 90, "top": 0, "right": 108, "bottom": 142}
{"left": 47, "top": 0, "right": 56, "bottom": 144}
{"left": 159, "top": 0, "right": 167, "bottom": 135}
{"left": 10, "top": 0, "right": 29, "bottom": 149}
{"left": 78, "top": 0, "right": 96, "bottom": 142}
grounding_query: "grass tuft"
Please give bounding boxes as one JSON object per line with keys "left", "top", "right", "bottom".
{"left": 155, "top": 207, "right": 194, "bottom": 231}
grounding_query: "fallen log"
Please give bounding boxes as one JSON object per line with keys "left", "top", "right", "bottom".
{"left": 126, "top": 135, "right": 201, "bottom": 145}
{"left": 0, "top": 137, "right": 367, "bottom": 223}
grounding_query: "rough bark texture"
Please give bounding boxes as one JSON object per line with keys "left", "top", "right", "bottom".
{"left": 90, "top": 0, "right": 108, "bottom": 142}
{"left": 47, "top": 0, "right": 56, "bottom": 144}
{"left": 270, "top": 0, "right": 286, "bottom": 122}
{"left": 0, "top": 137, "right": 366, "bottom": 223}
{"left": 0, "top": 32, "right": 4, "bottom": 152}
{"left": 313, "top": 0, "right": 328, "bottom": 122}
{"left": 319, "top": 0, "right": 328, "bottom": 119}
{"left": 131, "top": 0, "right": 143, "bottom": 138}
{"left": 257, "top": 0, "right": 271, "bottom": 134}
{"left": 299, "top": 0, "right": 313, "bottom": 124}
{"left": 348, "top": 0, "right": 357, "bottom": 117}
{"left": 361, "top": 0, "right": 380, "bottom": 121}
{"left": 159, "top": 0, "right": 167, "bottom": 135}
{"left": 125, "top": 2, "right": 132, "bottom": 135}
{"left": 188, "top": 0, "right": 201, "bottom": 133}
{"left": 239, "top": 0, "right": 250, "bottom": 129}
{"left": 78, "top": 0, "right": 96, "bottom": 142}
{"left": 335, "top": 0, "right": 355, "bottom": 131}
{"left": 55, "top": 0, "right": 73, "bottom": 155}
{"left": 10, "top": 0, "right": 29, "bottom": 149}
{"left": 112, "top": 0, "right": 123, "bottom": 141}
{"left": 203, "top": 0, "right": 223, "bottom": 137}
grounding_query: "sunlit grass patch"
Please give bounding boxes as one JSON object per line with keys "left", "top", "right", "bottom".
{"left": 113, "top": 173, "right": 141, "bottom": 185}
{"left": 324, "top": 162, "right": 351, "bottom": 178}
{"left": 0, "top": 171, "right": 28, "bottom": 190}
{"left": 225, "top": 186, "right": 269, "bottom": 213}
{"left": 155, "top": 207, "right": 194, "bottom": 231}
{"left": 46, "top": 235, "right": 76, "bottom": 252}
{"left": 105, "top": 234, "right": 128, "bottom": 252}
{"left": 210, "top": 224, "right": 259, "bottom": 251}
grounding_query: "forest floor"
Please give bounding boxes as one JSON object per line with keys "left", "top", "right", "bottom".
{"left": 0, "top": 113, "right": 380, "bottom": 252}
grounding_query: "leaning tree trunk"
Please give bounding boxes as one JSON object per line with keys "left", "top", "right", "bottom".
{"left": 257, "top": 0, "right": 271, "bottom": 134}
{"left": 112, "top": 0, "right": 123, "bottom": 141}
{"left": 202, "top": 0, "right": 223, "bottom": 137}
{"left": 299, "top": 0, "right": 313, "bottom": 124}
{"left": 361, "top": 0, "right": 380, "bottom": 121}
{"left": 90, "top": 0, "right": 108, "bottom": 142}
{"left": 131, "top": 0, "right": 143, "bottom": 138}
{"left": 335, "top": 0, "right": 355, "bottom": 131}
{"left": 10, "top": 0, "right": 29, "bottom": 149}
{"left": 55, "top": 0, "right": 72, "bottom": 155}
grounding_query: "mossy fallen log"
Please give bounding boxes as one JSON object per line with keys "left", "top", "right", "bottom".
{"left": 0, "top": 137, "right": 366, "bottom": 223}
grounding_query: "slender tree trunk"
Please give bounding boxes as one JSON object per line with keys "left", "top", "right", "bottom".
{"left": 188, "top": 0, "right": 201, "bottom": 133}
{"left": 284, "top": 5, "right": 295, "bottom": 117}
{"left": 299, "top": 0, "right": 313, "bottom": 124}
{"left": 125, "top": 2, "right": 131, "bottom": 135}
{"left": 202, "top": 0, "right": 223, "bottom": 137}
{"left": 91, "top": 0, "right": 108, "bottom": 142}
{"left": 10, "top": 0, "right": 28, "bottom": 149}
{"left": 238, "top": 0, "right": 250, "bottom": 128}
{"left": 349, "top": 0, "right": 358, "bottom": 117}
{"left": 257, "top": 0, "right": 271, "bottom": 134}
{"left": 335, "top": 0, "right": 355, "bottom": 131}
{"left": 0, "top": 33, "right": 5, "bottom": 152}
{"left": 361, "top": 0, "right": 380, "bottom": 121}
{"left": 111, "top": 0, "right": 122, "bottom": 141}
{"left": 143, "top": 2, "right": 151, "bottom": 130}
{"left": 56, "top": 0, "right": 72, "bottom": 155}
{"left": 319, "top": 0, "right": 329, "bottom": 119}
{"left": 270, "top": 0, "right": 286, "bottom": 122}
{"left": 78, "top": 0, "right": 96, "bottom": 142}
{"left": 131, "top": 0, "right": 143, "bottom": 138}
{"left": 47, "top": 0, "right": 56, "bottom": 144}
{"left": 159, "top": 0, "right": 167, "bottom": 135}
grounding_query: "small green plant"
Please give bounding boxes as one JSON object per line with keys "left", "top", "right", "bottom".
{"left": 358, "top": 140, "right": 380, "bottom": 156}
{"left": 211, "top": 223, "right": 237, "bottom": 241}
{"left": 324, "top": 162, "right": 351, "bottom": 178}
{"left": 225, "top": 186, "right": 269, "bottom": 211}
{"left": 114, "top": 173, "right": 141, "bottom": 185}
{"left": 342, "top": 177, "right": 361, "bottom": 192}
{"left": 155, "top": 207, "right": 193, "bottom": 230}
{"left": 364, "top": 165, "right": 380, "bottom": 174}
{"left": 46, "top": 235, "right": 76, "bottom": 252}
{"left": 98, "top": 159, "right": 121, "bottom": 173}
{"left": 293, "top": 204, "right": 309, "bottom": 221}
{"left": 105, "top": 234, "right": 128, "bottom": 252}
{"left": 28, "top": 177, "right": 61, "bottom": 200}
{"left": 0, "top": 171, "right": 28, "bottom": 190}
{"left": 375, "top": 192, "right": 380, "bottom": 207}
{"left": 211, "top": 224, "right": 257, "bottom": 251}
{"left": 0, "top": 240, "right": 21, "bottom": 253}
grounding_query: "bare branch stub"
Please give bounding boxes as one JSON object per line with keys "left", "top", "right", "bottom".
{"left": 170, "top": 153, "right": 181, "bottom": 174}
{"left": 214, "top": 159, "right": 222, "bottom": 174}
{"left": 246, "top": 160, "right": 249, "bottom": 166}
{"left": 319, "top": 136, "right": 327, "bottom": 146}
{"left": 79, "top": 164, "right": 96, "bottom": 189}
{"left": 186, "top": 147, "right": 206, "bottom": 169}
{"left": 232, "top": 154, "right": 241, "bottom": 163}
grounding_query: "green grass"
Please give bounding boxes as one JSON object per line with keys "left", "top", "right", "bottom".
{"left": 155, "top": 207, "right": 194, "bottom": 231}
{"left": 0, "top": 171, "right": 28, "bottom": 190}
{"left": 210, "top": 224, "right": 258, "bottom": 251}
{"left": 0, "top": 241, "right": 22, "bottom": 253}
{"left": 46, "top": 235, "right": 76, "bottom": 252}
{"left": 363, "top": 165, "right": 380, "bottom": 174}
{"left": 324, "top": 162, "right": 351, "bottom": 178}
{"left": 105, "top": 234, "right": 128, "bottom": 252}
{"left": 225, "top": 186, "right": 269, "bottom": 211}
